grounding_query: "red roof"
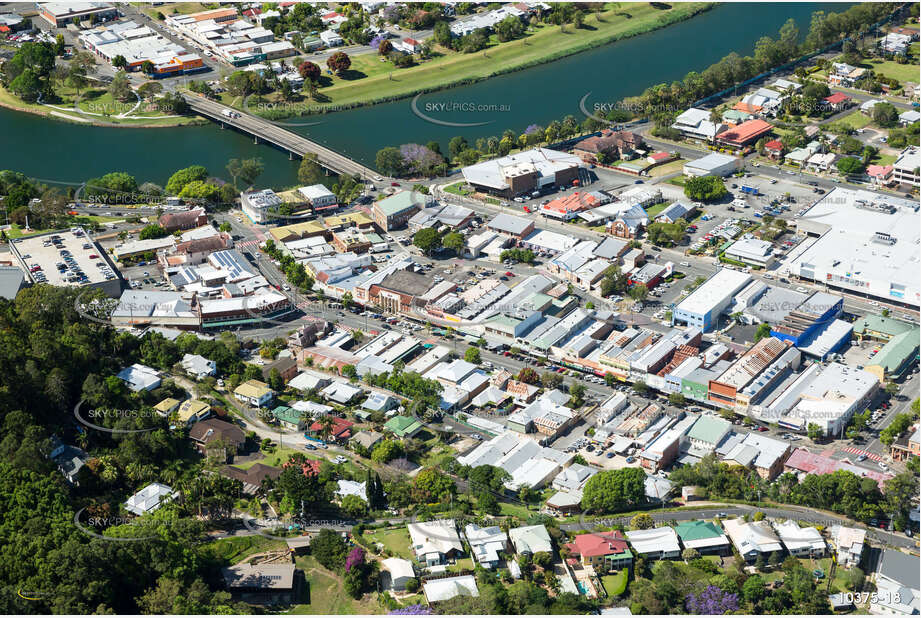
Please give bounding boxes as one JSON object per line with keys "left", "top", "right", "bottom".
{"left": 716, "top": 118, "right": 773, "bottom": 146}
{"left": 564, "top": 531, "right": 629, "bottom": 558}
{"left": 283, "top": 458, "right": 322, "bottom": 477}
{"left": 541, "top": 191, "right": 601, "bottom": 215}
{"left": 785, "top": 448, "right": 891, "bottom": 489}
{"left": 866, "top": 164, "right": 893, "bottom": 178}
{"left": 764, "top": 140, "right": 784, "bottom": 152}
{"left": 404, "top": 38, "right": 420, "bottom": 46}
{"left": 309, "top": 416, "right": 354, "bottom": 438}
{"left": 823, "top": 92, "right": 850, "bottom": 105}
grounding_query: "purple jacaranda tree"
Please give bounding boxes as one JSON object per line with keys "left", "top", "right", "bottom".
{"left": 686, "top": 585, "right": 739, "bottom": 615}
{"left": 524, "top": 124, "right": 541, "bottom": 135}
{"left": 345, "top": 546, "right": 365, "bottom": 572}
{"left": 399, "top": 143, "right": 444, "bottom": 176}
{"left": 389, "top": 604, "right": 433, "bottom": 615}
{"left": 370, "top": 35, "right": 385, "bottom": 49}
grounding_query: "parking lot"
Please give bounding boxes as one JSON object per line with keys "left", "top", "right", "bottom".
{"left": 11, "top": 228, "right": 117, "bottom": 287}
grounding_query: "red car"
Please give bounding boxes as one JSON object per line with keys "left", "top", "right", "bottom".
{"left": 505, "top": 271, "right": 513, "bottom": 277}
{"left": 390, "top": 182, "right": 400, "bottom": 187}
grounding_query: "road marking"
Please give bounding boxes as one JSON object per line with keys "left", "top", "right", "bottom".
{"left": 841, "top": 446, "right": 883, "bottom": 462}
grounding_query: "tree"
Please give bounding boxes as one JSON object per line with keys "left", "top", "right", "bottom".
{"left": 871, "top": 102, "right": 899, "bottom": 128}
{"left": 137, "top": 81, "right": 162, "bottom": 100}
{"left": 541, "top": 372, "right": 563, "bottom": 390}
{"left": 568, "top": 383, "right": 586, "bottom": 408}
{"left": 139, "top": 224, "right": 168, "bottom": 240}
{"left": 298, "top": 153, "right": 325, "bottom": 186}
{"left": 413, "top": 228, "right": 441, "bottom": 255}
{"left": 371, "top": 439, "right": 403, "bottom": 463}
{"left": 836, "top": 156, "right": 865, "bottom": 176}
{"left": 10, "top": 69, "right": 42, "bottom": 102}
{"left": 754, "top": 323, "right": 772, "bottom": 342}
{"left": 141, "top": 60, "right": 155, "bottom": 75}
{"left": 327, "top": 51, "right": 351, "bottom": 74}
{"left": 375, "top": 147, "right": 405, "bottom": 176}
{"left": 806, "top": 423, "right": 823, "bottom": 442}
{"left": 166, "top": 165, "right": 208, "bottom": 195}
{"left": 742, "top": 574, "right": 765, "bottom": 605}
{"left": 632, "top": 380, "right": 648, "bottom": 395}
{"left": 340, "top": 494, "right": 367, "bottom": 517}
{"left": 581, "top": 467, "right": 647, "bottom": 513}
{"left": 631, "top": 513, "right": 655, "bottom": 529}
{"left": 442, "top": 232, "right": 465, "bottom": 254}
{"left": 684, "top": 175, "right": 728, "bottom": 202}
{"left": 682, "top": 547, "right": 701, "bottom": 561}
{"left": 464, "top": 347, "right": 481, "bottom": 364}
{"left": 412, "top": 467, "right": 456, "bottom": 503}
{"left": 311, "top": 528, "right": 348, "bottom": 570}
{"left": 226, "top": 157, "right": 264, "bottom": 190}
{"left": 112, "top": 55, "right": 128, "bottom": 70}
{"left": 297, "top": 61, "right": 320, "bottom": 82}
{"left": 517, "top": 367, "right": 539, "bottom": 385}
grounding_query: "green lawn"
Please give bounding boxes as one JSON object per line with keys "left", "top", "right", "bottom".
{"left": 443, "top": 182, "right": 473, "bottom": 196}
{"left": 645, "top": 202, "right": 670, "bottom": 217}
{"left": 289, "top": 555, "right": 384, "bottom": 614}
{"left": 228, "top": 3, "right": 710, "bottom": 113}
{"left": 199, "top": 535, "right": 287, "bottom": 565}
{"left": 447, "top": 557, "right": 475, "bottom": 573}
{"left": 871, "top": 152, "right": 897, "bottom": 166}
{"left": 362, "top": 528, "right": 413, "bottom": 560}
{"left": 861, "top": 57, "right": 921, "bottom": 84}
{"left": 498, "top": 501, "right": 537, "bottom": 519}
{"left": 835, "top": 111, "right": 872, "bottom": 130}
{"left": 233, "top": 447, "right": 307, "bottom": 469}
{"left": 601, "top": 570, "right": 629, "bottom": 597}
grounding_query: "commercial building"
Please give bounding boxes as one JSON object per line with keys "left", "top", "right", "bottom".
{"left": 461, "top": 148, "right": 581, "bottom": 198}
{"left": 298, "top": 184, "right": 338, "bottom": 212}
{"left": 457, "top": 431, "right": 572, "bottom": 490}
{"left": 40, "top": 2, "right": 117, "bottom": 27}
{"left": 892, "top": 146, "right": 919, "bottom": 187}
{"left": 241, "top": 189, "right": 282, "bottom": 224}
{"left": 486, "top": 213, "right": 535, "bottom": 240}
{"left": 79, "top": 20, "right": 203, "bottom": 76}
{"left": 672, "top": 269, "right": 751, "bottom": 331}
{"left": 683, "top": 153, "right": 742, "bottom": 177}
{"left": 718, "top": 432, "right": 791, "bottom": 480}
{"left": 787, "top": 188, "right": 919, "bottom": 308}
{"left": 10, "top": 228, "right": 122, "bottom": 296}
{"left": 724, "top": 238, "right": 774, "bottom": 268}
{"left": 372, "top": 191, "right": 430, "bottom": 231}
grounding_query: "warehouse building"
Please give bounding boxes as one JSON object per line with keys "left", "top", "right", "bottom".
{"left": 461, "top": 148, "right": 581, "bottom": 199}
{"left": 682, "top": 153, "right": 742, "bottom": 177}
{"left": 39, "top": 2, "right": 117, "bottom": 27}
{"left": 786, "top": 188, "right": 919, "bottom": 309}
{"left": 672, "top": 269, "right": 752, "bottom": 331}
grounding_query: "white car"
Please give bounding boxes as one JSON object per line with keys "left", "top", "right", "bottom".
{"left": 282, "top": 284, "right": 291, "bottom": 291}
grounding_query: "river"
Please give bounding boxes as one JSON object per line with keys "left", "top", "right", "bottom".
{"left": 0, "top": 2, "right": 849, "bottom": 189}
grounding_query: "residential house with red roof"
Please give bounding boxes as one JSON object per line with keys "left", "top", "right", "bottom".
{"left": 866, "top": 164, "right": 894, "bottom": 187}
{"left": 564, "top": 531, "right": 633, "bottom": 570}
{"left": 538, "top": 191, "right": 603, "bottom": 221}
{"left": 822, "top": 92, "right": 852, "bottom": 112}
{"left": 715, "top": 119, "right": 773, "bottom": 149}
{"left": 763, "top": 140, "right": 784, "bottom": 161}
{"left": 309, "top": 416, "right": 354, "bottom": 443}
{"left": 572, "top": 130, "right": 645, "bottom": 163}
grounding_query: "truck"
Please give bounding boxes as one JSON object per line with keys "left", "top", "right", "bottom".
{"left": 740, "top": 185, "right": 760, "bottom": 196}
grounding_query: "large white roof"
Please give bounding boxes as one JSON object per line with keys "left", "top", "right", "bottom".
{"left": 676, "top": 268, "right": 752, "bottom": 317}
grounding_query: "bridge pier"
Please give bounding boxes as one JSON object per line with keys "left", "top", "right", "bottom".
{"left": 289, "top": 151, "right": 293, "bottom": 161}
{"left": 254, "top": 136, "right": 259, "bottom": 144}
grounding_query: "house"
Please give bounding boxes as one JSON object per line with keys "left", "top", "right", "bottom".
{"left": 220, "top": 463, "right": 282, "bottom": 495}
{"left": 866, "top": 164, "right": 894, "bottom": 187}
{"left": 383, "top": 414, "right": 423, "bottom": 439}
{"left": 763, "top": 139, "right": 784, "bottom": 160}
{"left": 181, "top": 353, "right": 216, "bottom": 379}
{"left": 899, "top": 110, "right": 920, "bottom": 126}
{"left": 124, "top": 482, "right": 178, "bottom": 515}
{"left": 288, "top": 370, "right": 331, "bottom": 393}
{"left": 509, "top": 525, "right": 553, "bottom": 556}
{"left": 423, "top": 575, "right": 479, "bottom": 603}
{"left": 261, "top": 357, "right": 299, "bottom": 383}
{"left": 117, "top": 364, "right": 161, "bottom": 392}
{"left": 673, "top": 520, "right": 731, "bottom": 555}
{"left": 821, "top": 92, "right": 852, "bottom": 112}
{"left": 715, "top": 119, "right": 773, "bottom": 149}
{"left": 154, "top": 397, "right": 181, "bottom": 417}
{"left": 159, "top": 207, "right": 207, "bottom": 232}
{"left": 654, "top": 201, "right": 695, "bottom": 224}
{"left": 828, "top": 525, "right": 865, "bottom": 568}
{"left": 335, "top": 479, "right": 367, "bottom": 502}
{"left": 234, "top": 380, "right": 275, "bottom": 408}
{"left": 572, "top": 130, "right": 645, "bottom": 163}
{"left": 827, "top": 63, "right": 865, "bottom": 87}
{"left": 551, "top": 463, "right": 597, "bottom": 493}
{"left": 321, "top": 380, "right": 363, "bottom": 405}
{"left": 564, "top": 531, "right": 633, "bottom": 570}
{"left": 407, "top": 519, "right": 464, "bottom": 566}
{"left": 465, "top": 523, "right": 508, "bottom": 569}
{"left": 189, "top": 418, "right": 246, "bottom": 460}
{"left": 319, "top": 29, "right": 343, "bottom": 46}
{"left": 880, "top": 32, "right": 912, "bottom": 55}
{"left": 222, "top": 563, "right": 297, "bottom": 605}
{"left": 177, "top": 399, "right": 212, "bottom": 425}
{"left": 625, "top": 527, "right": 681, "bottom": 560}
{"left": 380, "top": 558, "right": 415, "bottom": 591}
{"left": 50, "top": 441, "right": 88, "bottom": 485}
{"left": 393, "top": 37, "right": 421, "bottom": 53}
{"left": 362, "top": 392, "right": 399, "bottom": 414}
{"left": 309, "top": 416, "right": 354, "bottom": 442}
{"left": 872, "top": 549, "right": 921, "bottom": 614}
{"left": 719, "top": 432, "right": 791, "bottom": 480}
{"left": 350, "top": 430, "right": 383, "bottom": 452}
{"left": 671, "top": 108, "right": 726, "bottom": 142}
{"left": 721, "top": 518, "right": 782, "bottom": 562}
{"left": 774, "top": 519, "right": 826, "bottom": 557}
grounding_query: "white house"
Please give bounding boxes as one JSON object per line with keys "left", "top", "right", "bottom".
{"left": 774, "top": 519, "right": 826, "bottom": 557}
{"left": 464, "top": 523, "right": 508, "bottom": 569}
{"left": 722, "top": 518, "right": 783, "bottom": 562}
{"left": 508, "top": 525, "right": 553, "bottom": 556}
{"left": 181, "top": 353, "right": 216, "bottom": 379}
{"left": 625, "top": 527, "right": 681, "bottom": 560}
{"left": 320, "top": 29, "right": 343, "bottom": 46}
{"left": 672, "top": 108, "right": 726, "bottom": 141}
{"left": 124, "top": 482, "right": 178, "bottom": 515}
{"left": 380, "top": 558, "right": 415, "bottom": 591}
{"left": 407, "top": 519, "right": 464, "bottom": 566}
{"left": 829, "top": 525, "right": 865, "bottom": 568}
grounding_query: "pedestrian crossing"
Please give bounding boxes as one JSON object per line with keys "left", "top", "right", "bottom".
{"left": 237, "top": 239, "right": 261, "bottom": 249}
{"left": 841, "top": 446, "right": 883, "bottom": 462}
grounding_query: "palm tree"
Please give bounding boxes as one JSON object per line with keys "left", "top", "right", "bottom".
{"left": 315, "top": 414, "right": 336, "bottom": 440}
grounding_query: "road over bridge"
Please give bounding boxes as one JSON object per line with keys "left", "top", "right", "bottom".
{"left": 183, "top": 93, "right": 382, "bottom": 181}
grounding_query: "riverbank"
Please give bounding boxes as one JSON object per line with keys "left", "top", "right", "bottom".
{"left": 0, "top": 84, "right": 207, "bottom": 128}
{"left": 234, "top": 2, "right": 714, "bottom": 120}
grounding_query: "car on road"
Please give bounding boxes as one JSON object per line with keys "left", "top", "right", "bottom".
{"left": 856, "top": 454, "right": 867, "bottom": 462}
{"left": 304, "top": 444, "right": 317, "bottom": 450}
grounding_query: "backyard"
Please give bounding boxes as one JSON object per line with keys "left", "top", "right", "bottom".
{"left": 361, "top": 527, "right": 413, "bottom": 560}
{"left": 289, "top": 555, "right": 384, "bottom": 615}
{"left": 601, "top": 569, "right": 629, "bottom": 598}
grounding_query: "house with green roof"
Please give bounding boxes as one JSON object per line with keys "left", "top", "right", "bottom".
{"left": 674, "top": 520, "right": 731, "bottom": 555}
{"left": 272, "top": 406, "right": 306, "bottom": 430}
{"left": 865, "top": 326, "right": 920, "bottom": 383}
{"left": 686, "top": 416, "right": 732, "bottom": 451}
{"left": 853, "top": 315, "right": 916, "bottom": 343}
{"left": 383, "top": 415, "right": 424, "bottom": 439}
{"left": 372, "top": 191, "right": 429, "bottom": 231}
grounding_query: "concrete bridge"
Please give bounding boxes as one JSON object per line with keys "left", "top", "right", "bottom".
{"left": 183, "top": 93, "right": 382, "bottom": 181}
